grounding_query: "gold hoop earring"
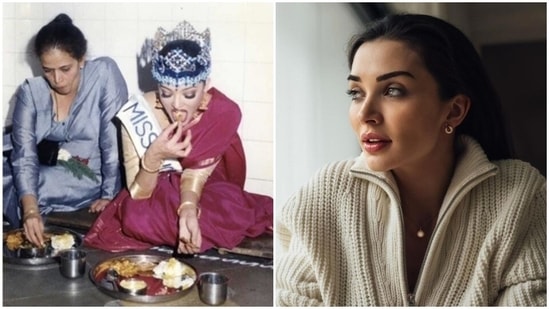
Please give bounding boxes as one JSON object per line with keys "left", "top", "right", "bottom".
{"left": 445, "top": 123, "right": 454, "bottom": 134}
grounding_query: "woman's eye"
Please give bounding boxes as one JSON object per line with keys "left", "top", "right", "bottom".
{"left": 184, "top": 93, "right": 196, "bottom": 99}
{"left": 61, "top": 67, "right": 71, "bottom": 72}
{"left": 346, "top": 89, "right": 363, "bottom": 101}
{"left": 385, "top": 87, "right": 405, "bottom": 97}
{"left": 160, "top": 92, "right": 172, "bottom": 98}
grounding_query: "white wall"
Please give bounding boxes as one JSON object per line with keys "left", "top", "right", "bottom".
{"left": 275, "top": 3, "right": 363, "bottom": 209}
{"left": 2, "top": 2, "right": 273, "bottom": 196}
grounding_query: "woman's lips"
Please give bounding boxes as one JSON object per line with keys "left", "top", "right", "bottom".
{"left": 362, "top": 133, "right": 391, "bottom": 154}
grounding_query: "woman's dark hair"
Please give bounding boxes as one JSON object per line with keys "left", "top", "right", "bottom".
{"left": 347, "top": 14, "right": 512, "bottom": 160}
{"left": 34, "top": 13, "right": 87, "bottom": 60}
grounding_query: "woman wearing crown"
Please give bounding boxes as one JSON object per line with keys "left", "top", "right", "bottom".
{"left": 85, "top": 21, "right": 273, "bottom": 254}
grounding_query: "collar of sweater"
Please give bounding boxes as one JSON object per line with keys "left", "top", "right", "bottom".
{"left": 349, "top": 135, "right": 498, "bottom": 219}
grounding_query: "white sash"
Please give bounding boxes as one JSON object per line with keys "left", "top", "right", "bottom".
{"left": 116, "top": 94, "right": 182, "bottom": 172}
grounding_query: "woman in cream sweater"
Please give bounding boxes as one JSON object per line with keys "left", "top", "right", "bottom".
{"left": 276, "top": 14, "right": 546, "bottom": 306}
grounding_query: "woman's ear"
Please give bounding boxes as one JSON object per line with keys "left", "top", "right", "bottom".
{"left": 446, "top": 94, "right": 471, "bottom": 128}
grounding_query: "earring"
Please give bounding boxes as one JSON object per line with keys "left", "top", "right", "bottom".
{"left": 444, "top": 123, "right": 454, "bottom": 134}
{"left": 197, "top": 96, "right": 209, "bottom": 112}
{"left": 154, "top": 91, "right": 163, "bottom": 109}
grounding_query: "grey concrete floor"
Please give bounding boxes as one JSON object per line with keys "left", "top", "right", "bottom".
{"left": 3, "top": 228, "right": 273, "bottom": 306}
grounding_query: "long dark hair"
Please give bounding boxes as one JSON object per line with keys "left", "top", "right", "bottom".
{"left": 347, "top": 14, "right": 512, "bottom": 161}
{"left": 34, "top": 13, "right": 87, "bottom": 60}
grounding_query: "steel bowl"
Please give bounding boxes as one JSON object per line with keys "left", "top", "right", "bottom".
{"left": 118, "top": 278, "right": 148, "bottom": 296}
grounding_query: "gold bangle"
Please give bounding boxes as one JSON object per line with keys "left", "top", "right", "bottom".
{"left": 141, "top": 154, "right": 161, "bottom": 173}
{"left": 177, "top": 201, "right": 201, "bottom": 218}
{"left": 23, "top": 209, "right": 40, "bottom": 221}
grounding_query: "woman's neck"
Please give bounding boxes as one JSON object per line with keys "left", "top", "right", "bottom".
{"left": 393, "top": 144, "right": 456, "bottom": 220}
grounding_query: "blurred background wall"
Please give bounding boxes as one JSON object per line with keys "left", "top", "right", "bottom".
{"left": 276, "top": 2, "right": 546, "bottom": 211}
{"left": 2, "top": 2, "right": 274, "bottom": 197}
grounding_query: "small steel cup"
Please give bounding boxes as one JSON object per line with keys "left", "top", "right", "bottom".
{"left": 59, "top": 248, "right": 86, "bottom": 279}
{"left": 198, "top": 272, "right": 229, "bottom": 306}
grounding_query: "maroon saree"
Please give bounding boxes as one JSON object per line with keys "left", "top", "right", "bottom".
{"left": 84, "top": 88, "right": 273, "bottom": 252}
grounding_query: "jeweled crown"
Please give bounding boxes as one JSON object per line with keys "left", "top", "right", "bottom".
{"left": 139, "top": 21, "right": 211, "bottom": 88}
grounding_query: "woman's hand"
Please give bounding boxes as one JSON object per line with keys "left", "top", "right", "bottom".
{"left": 23, "top": 213, "right": 45, "bottom": 247}
{"left": 89, "top": 198, "right": 111, "bottom": 213}
{"left": 147, "top": 122, "right": 193, "bottom": 165}
{"left": 177, "top": 207, "right": 202, "bottom": 254}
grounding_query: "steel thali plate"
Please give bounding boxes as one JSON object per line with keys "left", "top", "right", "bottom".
{"left": 3, "top": 226, "right": 83, "bottom": 266}
{"left": 89, "top": 254, "right": 197, "bottom": 304}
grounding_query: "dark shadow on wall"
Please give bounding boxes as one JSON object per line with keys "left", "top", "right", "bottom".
{"left": 136, "top": 56, "right": 156, "bottom": 93}
{"left": 482, "top": 41, "right": 547, "bottom": 176}
{"left": 136, "top": 39, "right": 156, "bottom": 93}
{"left": 25, "top": 34, "right": 43, "bottom": 77}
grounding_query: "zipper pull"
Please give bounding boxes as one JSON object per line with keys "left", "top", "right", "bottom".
{"left": 408, "top": 293, "right": 416, "bottom": 306}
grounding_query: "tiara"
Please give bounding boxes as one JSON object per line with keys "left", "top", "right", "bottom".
{"left": 139, "top": 21, "right": 211, "bottom": 88}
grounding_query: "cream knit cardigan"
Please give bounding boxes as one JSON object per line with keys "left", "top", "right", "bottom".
{"left": 276, "top": 136, "right": 546, "bottom": 306}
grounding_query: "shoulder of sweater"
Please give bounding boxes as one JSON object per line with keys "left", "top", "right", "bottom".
{"left": 490, "top": 159, "right": 545, "bottom": 188}
{"left": 313, "top": 158, "right": 357, "bottom": 184}
{"left": 283, "top": 158, "right": 358, "bottom": 210}
{"left": 469, "top": 159, "right": 546, "bottom": 221}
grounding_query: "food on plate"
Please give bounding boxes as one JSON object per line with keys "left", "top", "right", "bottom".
{"left": 5, "top": 232, "right": 24, "bottom": 251}
{"left": 152, "top": 257, "right": 195, "bottom": 289}
{"left": 98, "top": 258, "right": 157, "bottom": 278}
{"left": 51, "top": 233, "right": 75, "bottom": 250}
{"left": 4, "top": 230, "right": 55, "bottom": 251}
{"left": 106, "top": 259, "right": 140, "bottom": 277}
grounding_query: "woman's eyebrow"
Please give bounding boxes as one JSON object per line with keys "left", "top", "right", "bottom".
{"left": 376, "top": 71, "right": 415, "bottom": 81}
{"left": 347, "top": 71, "right": 416, "bottom": 82}
{"left": 347, "top": 74, "right": 360, "bottom": 82}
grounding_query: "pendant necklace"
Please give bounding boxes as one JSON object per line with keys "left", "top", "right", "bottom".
{"left": 416, "top": 217, "right": 435, "bottom": 238}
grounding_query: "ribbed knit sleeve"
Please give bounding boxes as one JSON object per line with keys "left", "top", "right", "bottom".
{"left": 275, "top": 159, "right": 405, "bottom": 306}
{"left": 276, "top": 194, "right": 324, "bottom": 306}
{"left": 494, "top": 165, "right": 546, "bottom": 306}
{"left": 275, "top": 163, "right": 337, "bottom": 306}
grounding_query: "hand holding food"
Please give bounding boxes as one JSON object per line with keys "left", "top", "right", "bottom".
{"left": 147, "top": 122, "right": 193, "bottom": 164}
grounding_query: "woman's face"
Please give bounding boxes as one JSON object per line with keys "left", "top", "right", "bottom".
{"left": 40, "top": 48, "right": 83, "bottom": 95}
{"left": 348, "top": 39, "right": 452, "bottom": 173}
{"left": 157, "top": 82, "right": 206, "bottom": 125}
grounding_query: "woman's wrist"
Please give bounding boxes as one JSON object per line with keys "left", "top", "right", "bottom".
{"left": 141, "top": 152, "right": 162, "bottom": 173}
{"left": 177, "top": 201, "right": 201, "bottom": 218}
{"left": 22, "top": 206, "right": 40, "bottom": 221}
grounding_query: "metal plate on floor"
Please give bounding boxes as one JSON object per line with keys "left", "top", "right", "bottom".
{"left": 89, "top": 254, "right": 197, "bottom": 303}
{"left": 3, "top": 227, "right": 83, "bottom": 266}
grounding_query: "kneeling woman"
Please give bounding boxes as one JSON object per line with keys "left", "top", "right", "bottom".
{"left": 85, "top": 21, "right": 273, "bottom": 254}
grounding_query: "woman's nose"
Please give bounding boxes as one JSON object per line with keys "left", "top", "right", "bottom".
{"left": 173, "top": 95, "right": 184, "bottom": 109}
{"left": 358, "top": 96, "right": 381, "bottom": 124}
{"left": 53, "top": 71, "right": 61, "bottom": 84}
